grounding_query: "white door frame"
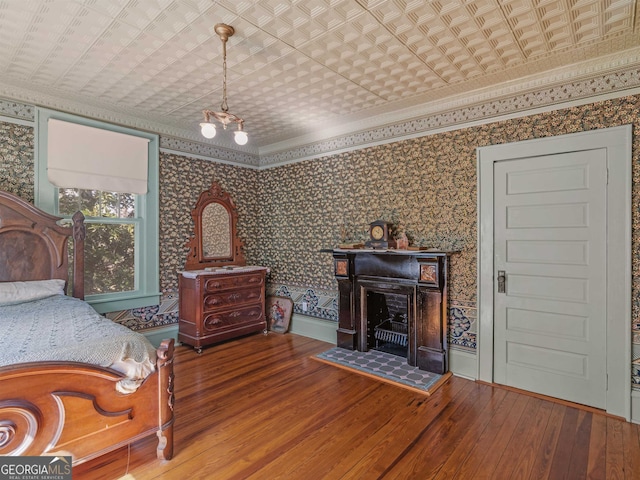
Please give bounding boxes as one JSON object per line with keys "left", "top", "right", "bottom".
{"left": 477, "top": 125, "right": 632, "bottom": 420}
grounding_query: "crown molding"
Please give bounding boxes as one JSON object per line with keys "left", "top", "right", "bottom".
{"left": 258, "top": 47, "right": 640, "bottom": 166}
{"left": 0, "top": 81, "right": 260, "bottom": 166}
{"left": 159, "top": 137, "right": 260, "bottom": 167}
{"left": 1, "top": 46, "right": 639, "bottom": 169}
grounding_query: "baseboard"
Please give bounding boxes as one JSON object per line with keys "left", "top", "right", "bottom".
{"left": 632, "top": 390, "right": 640, "bottom": 424}
{"left": 290, "top": 316, "right": 479, "bottom": 379}
{"left": 141, "top": 318, "right": 335, "bottom": 348}
{"left": 289, "top": 314, "right": 336, "bottom": 345}
{"left": 142, "top": 324, "right": 179, "bottom": 348}
{"left": 449, "top": 348, "right": 477, "bottom": 380}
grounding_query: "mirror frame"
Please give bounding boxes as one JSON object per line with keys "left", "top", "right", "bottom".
{"left": 184, "top": 181, "right": 245, "bottom": 270}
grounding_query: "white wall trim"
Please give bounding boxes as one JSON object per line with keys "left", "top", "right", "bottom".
{"left": 159, "top": 147, "right": 259, "bottom": 169}
{"left": 449, "top": 348, "right": 478, "bottom": 381}
{"left": 0, "top": 114, "right": 33, "bottom": 127}
{"left": 477, "top": 125, "right": 632, "bottom": 420}
{"left": 143, "top": 324, "right": 179, "bottom": 348}
{"left": 289, "top": 314, "right": 336, "bottom": 345}
{"left": 632, "top": 391, "right": 640, "bottom": 424}
{"left": 144, "top": 318, "right": 337, "bottom": 349}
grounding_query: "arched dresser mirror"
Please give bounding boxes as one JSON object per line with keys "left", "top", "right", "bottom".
{"left": 184, "top": 181, "right": 245, "bottom": 270}
{"left": 179, "top": 181, "right": 267, "bottom": 353}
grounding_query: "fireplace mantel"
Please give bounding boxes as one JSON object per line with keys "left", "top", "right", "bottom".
{"left": 331, "top": 249, "right": 453, "bottom": 374}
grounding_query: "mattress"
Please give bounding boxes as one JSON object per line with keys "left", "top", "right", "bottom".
{"left": 0, "top": 294, "right": 157, "bottom": 393}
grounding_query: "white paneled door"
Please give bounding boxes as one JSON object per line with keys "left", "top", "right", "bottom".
{"left": 493, "top": 149, "right": 607, "bottom": 408}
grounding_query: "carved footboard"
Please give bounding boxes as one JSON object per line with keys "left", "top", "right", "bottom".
{"left": 0, "top": 339, "right": 175, "bottom": 464}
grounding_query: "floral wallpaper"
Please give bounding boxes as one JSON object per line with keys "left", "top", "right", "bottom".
{"left": 255, "top": 134, "right": 477, "bottom": 301}
{"left": 258, "top": 96, "right": 640, "bottom": 302}
{"left": 1, "top": 94, "right": 640, "bottom": 389}
{"left": 158, "top": 152, "right": 260, "bottom": 293}
{"left": 0, "top": 121, "right": 34, "bottom": 202}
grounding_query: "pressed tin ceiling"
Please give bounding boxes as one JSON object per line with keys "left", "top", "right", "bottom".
{"left": 0, "top": 0, "right": 639, "bottom": 164}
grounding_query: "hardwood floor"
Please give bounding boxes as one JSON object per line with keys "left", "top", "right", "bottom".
{"left": 75, "top": 333, "right": 640, "bottom": 479}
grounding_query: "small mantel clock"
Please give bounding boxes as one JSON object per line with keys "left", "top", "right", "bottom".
{"left": 365, "top": 219, "right": 396, "bottom": 249}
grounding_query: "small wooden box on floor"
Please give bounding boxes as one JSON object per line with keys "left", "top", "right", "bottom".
{"left": 178, "top": 267, "right": 267, "bottom": 352}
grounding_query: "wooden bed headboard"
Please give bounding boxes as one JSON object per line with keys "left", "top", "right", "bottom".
{"left": 0, "top": 190, "right": 85, "bottom": 299}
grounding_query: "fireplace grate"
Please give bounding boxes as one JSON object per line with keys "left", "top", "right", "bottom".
{"left": 374, "top": 320, "right": 408, "bottom": 347}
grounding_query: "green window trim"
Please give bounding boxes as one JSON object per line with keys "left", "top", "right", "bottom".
{"left": 35, "top": 107, "right": 160, "bottom": 313}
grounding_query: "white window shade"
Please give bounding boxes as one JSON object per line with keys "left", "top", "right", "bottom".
{"left": 47, "top": 118, "right": 150, "bottom": 194}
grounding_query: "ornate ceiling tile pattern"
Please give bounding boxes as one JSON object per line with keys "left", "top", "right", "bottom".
{"left": 0, "top": 0, "right": 637, "bottom": 163}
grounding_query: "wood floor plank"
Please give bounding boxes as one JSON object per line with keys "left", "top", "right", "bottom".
{"left": 548, "top": 406, "right": 579, "bottom": 479}
{"left": 453, "top": 390, "right": 526, "bottom": 479}
{"left": 621, "top": 418, "right": 640, "bottom": 479}
{"left": 371, "top": 379, "right": 480, "bottom": 479}
{"left": 489, "top": 396, "right": 547, "bottom": 478}
{"left": 564, "top": 411, "right": 593, "bottom": 480}
{"left": 325, "top": 376, "right": 470, "bottom": 480}
{"left": 586, "top": 412, "right": 607, "bottom": 480}
{"left": 526, "top": 402, "right": 565, "bottom": 480}
{"left": 238, "top": 380, "right": 402, "bottom": 480}
{"left": 380, "top": 382, "right": 500, "bottom": 479}
{"left": 606, "top": 416, "right": 625, "bottom": 480}
{"left": 471, "top": 395, "right": 540, "bottom": 479}
{"left": 431, "top": 387, "right": 509, "bottom": 480}
{"left": 73, "top": 333, "right": 640, "bottom": 480}
{"left": 509, "top": 398, "right": 556, "bottom": 479}
{"left": 158, "top": 366, "right": 375, "bottom": 477}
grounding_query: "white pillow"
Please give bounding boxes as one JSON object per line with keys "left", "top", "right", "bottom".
{"left": 0, "top": 279, "right": 66, "bottom": 306}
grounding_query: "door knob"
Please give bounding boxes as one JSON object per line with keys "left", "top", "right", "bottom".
{"left": 497, "top": 270, "right": 506, "bottom": 293}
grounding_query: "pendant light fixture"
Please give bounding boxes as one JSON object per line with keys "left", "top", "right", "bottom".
{"left": 200, "top": 24, "right": 248, "bottom": 146}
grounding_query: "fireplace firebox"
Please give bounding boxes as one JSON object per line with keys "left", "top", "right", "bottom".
{"left": 332, "top": 250, "right": 451, "bottom": 374}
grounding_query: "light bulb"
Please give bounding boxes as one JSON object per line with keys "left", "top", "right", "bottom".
{"left": 234, "top": 130, "right": 248, "bottom": 145}
{"left": 200, "top": 122, "right": 217, "bottom": 139}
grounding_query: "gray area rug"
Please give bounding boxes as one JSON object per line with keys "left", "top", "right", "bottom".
{"left": 314, "top": 347, "right": 448, "bottom": 395}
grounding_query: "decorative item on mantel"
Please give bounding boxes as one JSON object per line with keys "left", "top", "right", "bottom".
{"left": 365, "top": 219, "right": 396, "bottom": 249}
{"left": 199, "top": 23, "right": 248, "bottom": 146}
{"left": 330, "top": 212, "right": 442, "bottom": 251}
{"left": 338, "top": 242, "right": 364, "bottom": 249}
{"left": 394, "top": 230, "right": 409, "bottom": 249}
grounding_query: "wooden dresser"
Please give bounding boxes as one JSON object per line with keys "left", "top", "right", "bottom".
{"left": 178, "top": 266, "right": 268, "bottom": 352}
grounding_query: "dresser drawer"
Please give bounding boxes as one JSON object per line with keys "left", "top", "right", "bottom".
{"left": 202, "top": 304, "right": 265, "bottom": 332}
{"left": 179, "top": 267, "right": 267, "bottom": 351}
{"left": 204, "top": 273, "right": 264, "bottom": 292}
{"left": 203, "top": 287, "right": 262, "bottom": 311}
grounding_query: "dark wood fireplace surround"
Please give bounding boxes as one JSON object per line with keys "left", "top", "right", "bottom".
{"left": 332, "top": 250, "right": 451, "bottom": 374}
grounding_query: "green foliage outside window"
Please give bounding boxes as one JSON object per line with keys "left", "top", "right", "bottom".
{"left": 59, "top": 188, "right": 136, "bottom": 295}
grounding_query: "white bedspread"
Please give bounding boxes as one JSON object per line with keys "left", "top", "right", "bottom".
{"left": 0, "top": 294, "right": 157, "bottom": 393}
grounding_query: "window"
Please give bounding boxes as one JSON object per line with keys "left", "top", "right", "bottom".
{"left": 35, "top": 108, "right": 159, "bottom": 313}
